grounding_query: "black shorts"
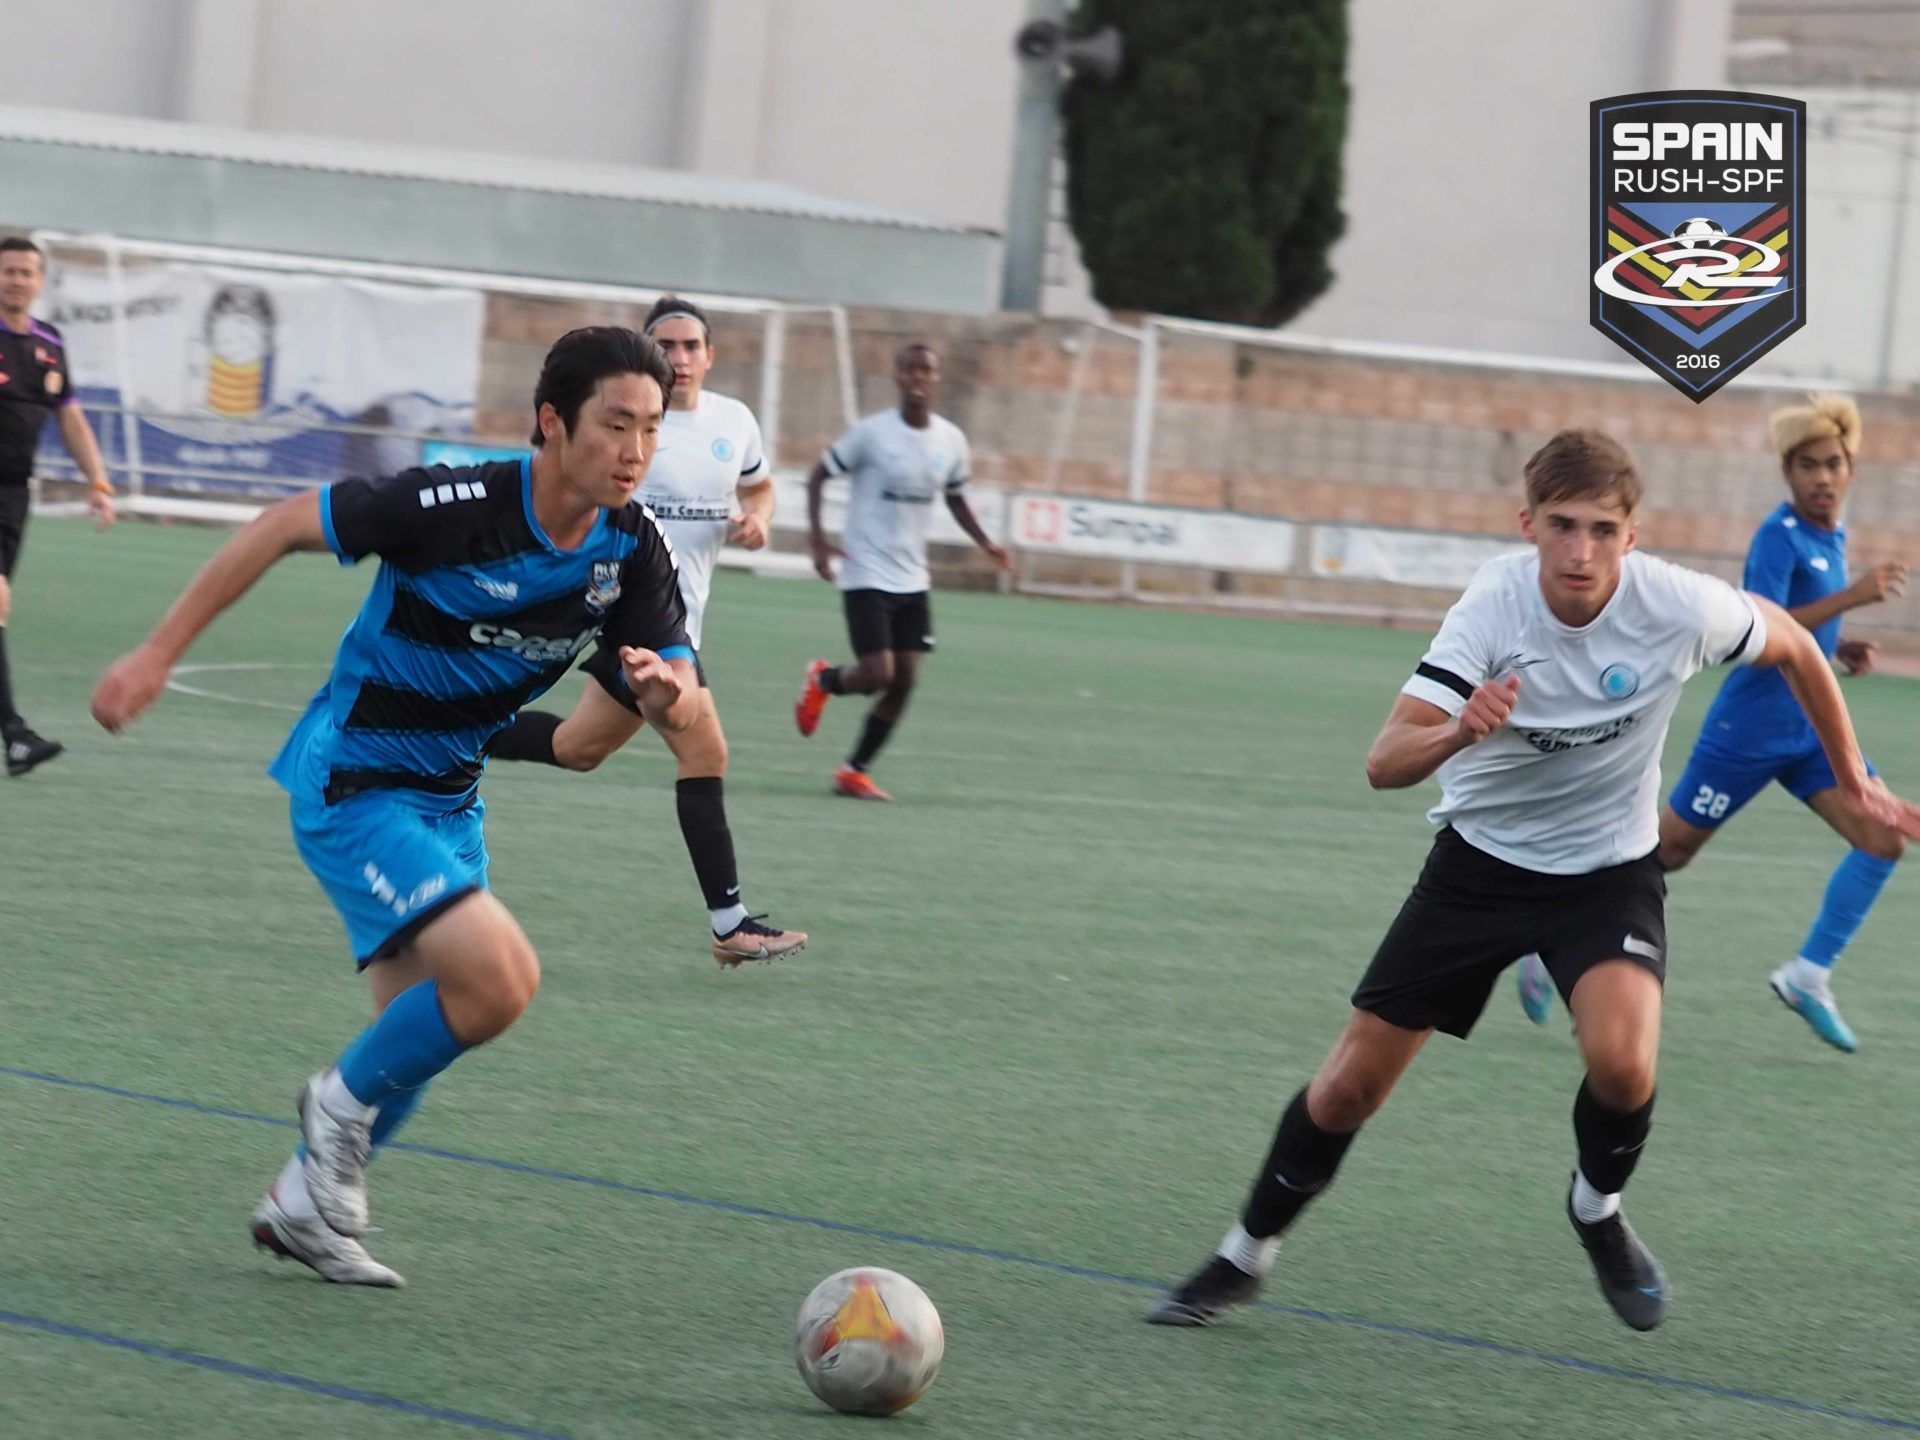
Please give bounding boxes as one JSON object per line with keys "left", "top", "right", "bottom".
{"left": 0, "top": 485, "right": 28, "bottom": 579}
{"left": 843, "top": 589, "right": 934, "bottom": 657}
{"left": 1351, "top": 827, "right": 1667, "bottom": 1039}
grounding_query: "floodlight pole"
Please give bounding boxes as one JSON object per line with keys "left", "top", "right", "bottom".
{"left": 1000, "top": 0, "right": 1070, "bottom": 313}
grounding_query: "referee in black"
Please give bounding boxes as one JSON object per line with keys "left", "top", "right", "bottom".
{"left": 0, "top": 236, "right": 116, "bottom": 776}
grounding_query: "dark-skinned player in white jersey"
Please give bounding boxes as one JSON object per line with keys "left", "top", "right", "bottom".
{"left": 793, "top": 343, "right": 1010, "bottom": 799}
{"left": 1147, "top": 430, "right": 1920, "bottom": 1333}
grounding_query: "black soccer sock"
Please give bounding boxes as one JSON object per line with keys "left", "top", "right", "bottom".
{"left": 0, "top": 627, "right": 16, "bottom": 730}
{"left": 676, "top": 776, "right": 742, "bottom": 915}
{"left": 487, "top": 710, "right": 563, "bottom": 765}
{"left": 1241, "top": 1088, "right": 1360, "bottom": 1240}
{"left": 1573, "top": 1079, "right": 1655, "bottom": 1195}
{"left": 818, "top": 664, "right": 847, "bottom": 696}
{"left": 847, "top": 713, "right": 895, "bottom": 772}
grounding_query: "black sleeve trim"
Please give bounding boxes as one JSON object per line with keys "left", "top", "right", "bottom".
{"left": 1717, "top": 615, "right": 1757, "bottom": 666}
{"left": 1414, "top": 662, "right": 1475, "bottom": 701}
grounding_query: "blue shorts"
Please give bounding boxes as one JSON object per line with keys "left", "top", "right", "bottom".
{"left": 1668, "top": 739, "right": 1875, "bottom": 830}
{"left": 290, "top": 789, "right": 490, "bottom": 967}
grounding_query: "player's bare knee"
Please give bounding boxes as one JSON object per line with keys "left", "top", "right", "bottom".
{"left": 1584, "top": 1056, "right": 1656, "bottom": 1112}
{"left": 1865, "top": 831, "right": 1905, "bottom": 863}
{"left": 852, "top": 655, "right": 893, "bottom": 693}
{"left": 555, "top": 738, "right": 610, "bottom": 773}
{"left": 446, "top": 940, "right": 540, "bottom": 1040}
{"left": 1307, "top": 1069, "right": 1389, "bottom": 1131}
{"left": 477, "top": 957, "right": 540, "bottom": 1037}
{"left": 679, "top": 728, "right": 727, "bottom": 778}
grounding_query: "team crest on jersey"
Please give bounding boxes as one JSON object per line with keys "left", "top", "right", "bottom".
{"left": 585, "top": 560, "right": 622, "bottom": 615}
{"left": 711, "top": 437, "right": 735, "bottom": 462}
{"left": 1599, "top": 662, "right": 1641, "bottom": 700}
{"left": 1591, "top": 91, "right": 1805, "bottom": 402}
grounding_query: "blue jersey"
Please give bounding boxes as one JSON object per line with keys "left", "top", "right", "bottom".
{"left": 1697, "top": 501, "right": 1846, "bottom": 758}
{"left": 270, "top": 457, "right": 691, "bottom": 809}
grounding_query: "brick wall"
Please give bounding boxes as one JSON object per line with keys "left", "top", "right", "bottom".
{"left": 479, "top": 295, "right": 1920, "bottom": 651}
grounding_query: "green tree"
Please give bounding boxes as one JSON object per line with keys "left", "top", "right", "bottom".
{"left": 1062, "top": 0, "right": 1349, "bottom": 326}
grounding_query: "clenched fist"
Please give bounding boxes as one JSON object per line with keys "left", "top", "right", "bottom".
{"left": 1455, "top": 674, "right": 1520, "bottom": 745}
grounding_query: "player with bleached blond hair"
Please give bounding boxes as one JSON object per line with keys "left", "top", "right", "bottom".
{"left": 1517, "top": 395, "right": 1909, "bottom": 1050}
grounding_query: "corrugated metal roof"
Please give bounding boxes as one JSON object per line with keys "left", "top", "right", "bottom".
{"left": 0, "top": 104, "right": 987, "bottom": 235}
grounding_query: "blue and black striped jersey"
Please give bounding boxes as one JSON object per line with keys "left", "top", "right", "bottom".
{"left": 269, "top": 456, "right": 691, "bottom": 808}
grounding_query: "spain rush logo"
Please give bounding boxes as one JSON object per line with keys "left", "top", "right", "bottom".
{"left": 1591, "top": 91, "right": 1805, "bottom": 402}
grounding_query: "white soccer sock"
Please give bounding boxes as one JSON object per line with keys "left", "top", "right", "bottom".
{"left": 711, "top": 903, "right": 749, "bottom": 936}
{"left": 1216, "top": 1221, "right": 1280, "bottom": 1277}
{"left": 317, "top": 1068, "right": 377, "bottom": 1124}
{"left": 1788, "top": 956, "right": 1835, "bottom": 996}
{"left": 275, "top": 1153, "right": 319, "bottom": 1220}
{"left": 1570, "top": 1168, "right": 1620, "bottom": 1223}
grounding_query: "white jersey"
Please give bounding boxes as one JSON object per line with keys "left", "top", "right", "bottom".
{"left": 822, "top": 409, "right": 971, "bottom": 593}
{"left": 636, "top": 391, "right": 766, "bottom": 649}
{"left": 1402, "top": 550, "right": 1767, "bottom": 875}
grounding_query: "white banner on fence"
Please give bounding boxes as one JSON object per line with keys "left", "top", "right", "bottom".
{"left": 1010, "top": 494, "right": 1297, "bottom": 573}
{"left": 770, "top": 473, "right": 1006, "bottom": 545}
{"left": 1311, "top": 525, "right": 1523, "bottom": 590}
{"left": 41, "top": 260, "right": 483, "bottom": 485}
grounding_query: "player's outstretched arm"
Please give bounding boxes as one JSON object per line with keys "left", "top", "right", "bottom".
{"left": 1752, "top": 594, "right": 1920, "bottom": 840}
{"left": 943, "top": 492, "right": 1012, "bottom": 571}
{"left": 91, "top": 490, "right": 328, "bottom": 732}
{"left": 1364, "top": 676, "right": 1518, "bottom": 790}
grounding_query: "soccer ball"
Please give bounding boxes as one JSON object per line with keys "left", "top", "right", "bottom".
{"left": 794, "top": 1267, "right": 944, "bottom": 1416}
{"left": 1671, "top": 216, "right": 1726, "bottom": 245}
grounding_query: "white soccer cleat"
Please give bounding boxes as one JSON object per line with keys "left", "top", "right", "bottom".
{"left": 250, "top": 1191, "right": 404, "bottom": 1287}
{"left": 298, "top": 1072, "right": 374, "bottom": 1237}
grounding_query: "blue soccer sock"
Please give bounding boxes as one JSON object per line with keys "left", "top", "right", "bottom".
{"left": 1798, "top": 849, "right": 1899, "bottom": 970}
{"left": 334, "top": 981, "right": 469, "bottom": 1108}
{"left": 370, "top": 1083, "right": 428, "bottom": 1149}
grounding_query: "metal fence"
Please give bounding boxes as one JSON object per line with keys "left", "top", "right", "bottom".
{"left": 28, "top": 232, "right": 1920, "bottom": 646}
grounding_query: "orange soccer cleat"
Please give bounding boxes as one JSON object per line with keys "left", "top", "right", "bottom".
{"left": 833, "top": 765, "right": 892, "bottom": 801}
{"left": 795, "top": 659, "right": 833, "bottom": 737}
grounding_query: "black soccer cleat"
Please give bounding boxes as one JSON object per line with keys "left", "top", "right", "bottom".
{"left": 4, "top": 725, "right": 63, "bottom": 778}
{"left": 1145, "top": 1254, "right": 1262, "bottom": 1327}
{"left": 1568, "top": 1182, "right": 1668, "bottom": 1331}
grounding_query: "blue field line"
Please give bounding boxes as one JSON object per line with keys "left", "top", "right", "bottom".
{"left": 0, "top": 1309, "right": 572, "bottom": 1439}
{"left": 5, "top": 1062, "right": 1919, "bottom": 1434}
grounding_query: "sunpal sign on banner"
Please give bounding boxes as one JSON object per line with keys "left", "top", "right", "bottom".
{"left": 1011, "top": 494, "right": 1296, "bottom": 573}
{"left": 40, "top": 263, "right": 484, "bottom": 490}
{"left": 1591, "top": 91, "right": 1805, "bottom": 401}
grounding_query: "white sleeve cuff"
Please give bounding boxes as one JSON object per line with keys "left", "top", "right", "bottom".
{"left": 1402, "top": 675, "right": 1468, "bottom": 716}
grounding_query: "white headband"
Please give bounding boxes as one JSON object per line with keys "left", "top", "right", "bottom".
{"left": 644, "top": 309, "right": 708, "bottom": 336}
